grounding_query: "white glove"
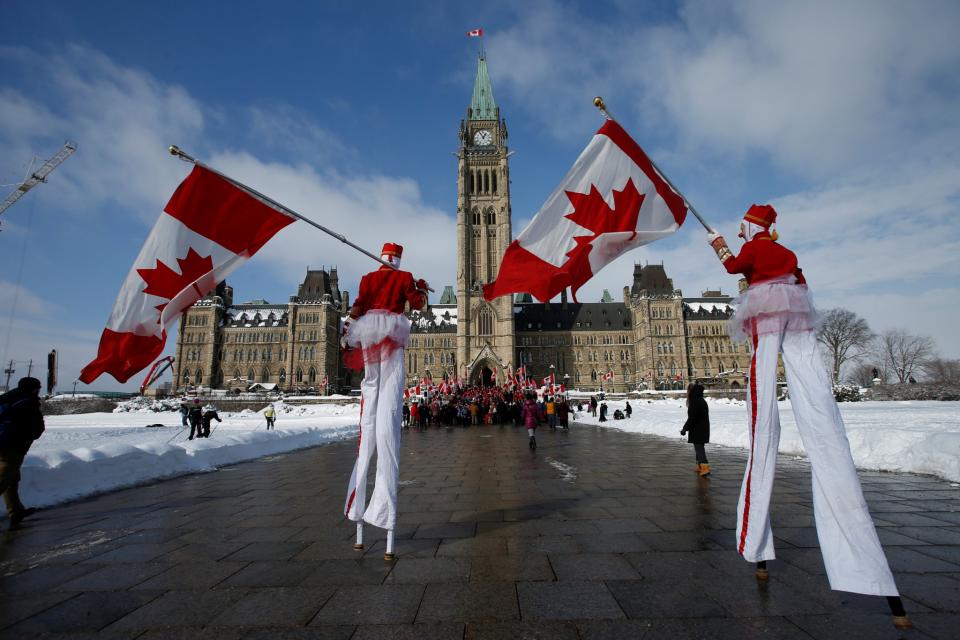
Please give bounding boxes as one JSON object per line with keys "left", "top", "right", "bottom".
{"left": 707, "top": 231, "right": 721, "bottom": 245}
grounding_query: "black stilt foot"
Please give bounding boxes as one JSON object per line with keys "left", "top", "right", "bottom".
{"left": 887, "top": 596, "right": 912, "bottom": 629}
{"left": 755, "top": 560, "right": 769, "bottom": 581}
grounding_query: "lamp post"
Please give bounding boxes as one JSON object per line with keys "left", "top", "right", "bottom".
{"left": 72, "top": 380, "right": 79, "bottom": 397}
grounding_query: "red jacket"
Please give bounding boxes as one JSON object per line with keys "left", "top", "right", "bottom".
{"left": 722, "top": 231, "right": 806, "bottom": 285}
{"left": 351, "top": 267, "right": 425, "bottom": 316}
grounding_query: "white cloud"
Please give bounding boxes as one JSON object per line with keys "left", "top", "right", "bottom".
{"left": 0, "top": 280, "right": 57, "bottom": 319}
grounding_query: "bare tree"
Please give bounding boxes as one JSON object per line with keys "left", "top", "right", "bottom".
{"left": 874, "top": 329, "right": 935, "bottom": 383}
{"left": 816, "top": 308, "right": 873, "bottom": 383}
{"left": 921, "top": 358, "right": 960, "bottom": 384}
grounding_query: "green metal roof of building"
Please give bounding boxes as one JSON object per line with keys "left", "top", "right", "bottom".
{"left": 470, "top": 56, "right": 497, "bottom": 120}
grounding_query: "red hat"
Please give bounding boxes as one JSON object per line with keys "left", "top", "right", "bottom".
{"left": 743, "top": 204, "right": 777, "bottom": 228}
{"left": 381, "top": 242, "right": 403, "bottom": 258}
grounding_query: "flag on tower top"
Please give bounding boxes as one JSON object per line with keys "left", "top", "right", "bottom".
{"left": 483, "top": 119, "right": 687, "bottom": 303}
{"left": 79, "top": 166, "right": 295, "bottom": 383}
{"left": 467, "top": 28, "right": 484, "bottom": 37}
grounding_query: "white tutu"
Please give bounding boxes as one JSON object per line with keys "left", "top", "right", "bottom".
{"left": 729, "top": 275, "right": 820, "bottom": 341}
{"left": 345, "top": 310, "right": 411, "bottom": 350}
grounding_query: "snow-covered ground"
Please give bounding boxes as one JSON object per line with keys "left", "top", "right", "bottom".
{"left": 23, "top": 402, "right": 360, "bottom": 508}
{"left": 577, "top": 398, "right": 960, "bottom": 483}
{"left": 19, "top": 398, "right": 959, "bottom": 510}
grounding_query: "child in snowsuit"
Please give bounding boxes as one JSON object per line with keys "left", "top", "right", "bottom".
{"left": 680, "top": 382, "right": 710, "bottom": 476}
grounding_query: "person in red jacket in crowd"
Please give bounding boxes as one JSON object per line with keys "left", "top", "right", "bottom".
{"left": 709, "top": 205, "right": 909, "bottom": 629}
{"left": 342, "top": 242, "right": 428, "bottom": 561}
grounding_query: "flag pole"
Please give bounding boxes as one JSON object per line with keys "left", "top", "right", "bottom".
{"left": 592, "top": 97, "right": 715, "bottom": 234}
{"left": 167, "top": 145, "right": 401, "bottom": 273}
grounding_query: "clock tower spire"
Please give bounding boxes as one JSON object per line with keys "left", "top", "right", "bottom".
{"left": 455, "top": 55, "right": 514, "bottom": 386}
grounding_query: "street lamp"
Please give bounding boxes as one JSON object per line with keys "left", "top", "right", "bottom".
{"left": 72, "top": 380, "right": 79, "bottom": 397}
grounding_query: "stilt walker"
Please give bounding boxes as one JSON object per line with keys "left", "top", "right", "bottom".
{"left": 708, "top": 205, "right": 910, "bottom": 629}
{"left": 342, "top": 243, "right": 428, "bottom": 561}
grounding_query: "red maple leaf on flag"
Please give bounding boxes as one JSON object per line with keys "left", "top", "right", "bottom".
{"left": 559, "top": 179, "right": 645, "bottom": 296}
{"left": 136, "top": 248, "right": 215, "bottom": 322}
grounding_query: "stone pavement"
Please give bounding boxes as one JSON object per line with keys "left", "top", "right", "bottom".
{"left": 2, "top": 422, "right": 959, "bottom": 639}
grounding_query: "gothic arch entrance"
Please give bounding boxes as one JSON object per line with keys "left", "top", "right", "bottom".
{"left": 470, "top": 361, "right": 496, "bottom": 388}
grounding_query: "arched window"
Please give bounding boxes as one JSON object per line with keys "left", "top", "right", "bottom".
{"left": 657, "top": 362, "right": 665, "bottom": 377}
{"left": 483, "top": 170, "right": 489, "bottom": 193}
{"left": 472, "top": 208, "right": 481, "bottom": 225}
{"left": 485, "top": 207, "right": 495, "bottom": 225}
{"left": 670, "top": 362, "right": 676, "bottom": 377}
{"left": 718, "top": 361, "right": 725, "bottom": 373}
{"left": 296, "top": 368, "right": 303, "bottom": 383}
{"left": 492, "top": 171, "right": 497, "bottom": 194}
{"left": 478, "top": 307, "right": 493, "bottom": 336}
{"left": 278, "top": 369, "right": 287, "bottom": 384}
{"left": 590, "top": 370, "right": 597, "bottom": 381}
{"left": 575, "top": 371, "right": 581, "bottom": 383}
{"left": 182, "top": 371, "right": 191, "bottom": 384}
{"left": 309, "top": 367, "right": 317, "bottom": 383}
{"left": 234, "top": 369, "right": 241, "bottom": 382}
{"left": 261, "top": 368, "right": 269, "bottom": 383}
{"left": 247, "top": 369, "right": 255, "bottom": 383}
{"left": 195, "top": 369, "right": 203, "bottom": 384}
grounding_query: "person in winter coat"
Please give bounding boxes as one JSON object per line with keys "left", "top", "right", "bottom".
{"left": 187, "top": 399, "right": 204, "bottom": 439}
{"left": 557, "top": 397, "right": 569, "bottom": 429}
{"left": 402, "top": 403, "right": 410, "bottom": 428}
{"left": 521, "top": 393, "right": 539, "bottom": 450}
{"left": 264, "top": 405, "right": 276, "bottom": 430}
{"left": 680, "top": 383, "right": 710, "bottom": 476}
{"left": 589, "top": 396, "right": 598, "bottom": 417}
{"left": 709, "top": 204, "right": 908, "bottom": 628}
{"left": 598, "top": 402, "right": 608, "bottom": 422}
{"left": 179, "top": 401, "right": 189, "bottom": 427}
{"left": 202, "top": 408, "right": 222, "bottom": 438}
{"left": 0, "top": 377, "right": 45, "bottom": 526}
{"left": 625, "top": 401, "right": 633, "bottom": 418}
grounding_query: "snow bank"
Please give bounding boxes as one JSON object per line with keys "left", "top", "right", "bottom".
{"left": 22, "top": 404, "right": 361, "bottom": 508}
{"left": 575, "top": 399, "right": 960, "bottom": 482}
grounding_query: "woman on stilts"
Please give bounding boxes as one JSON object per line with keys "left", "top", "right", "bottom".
{"left": 708, "top": 204, "right": 910, "bottom": 629}
{"left": 342, "top": 242, "right": 429, "bottom": 561}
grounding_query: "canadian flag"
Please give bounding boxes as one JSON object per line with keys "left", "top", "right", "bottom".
{"left": 466, "top": 28, "right": 483, "bottom": 37}
{"left": 603, "top": 370, "right": 615, "bottom": 381}
{"left": 484, "top": 120, "right": 687, "bottom": 303}
{"left": 542, "top": 374, "right": 555, "bottom": 386}
{"left": 80, "top": 166, "right": 294, "bottom": 383}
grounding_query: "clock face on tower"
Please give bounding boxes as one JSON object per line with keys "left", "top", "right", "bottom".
{"left": 473, "top": 129, "right": 493, "bottom": 146}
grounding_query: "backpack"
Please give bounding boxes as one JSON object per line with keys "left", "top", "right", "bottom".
{"left": 0, "top": 397, "right": 29, "bottom": 449}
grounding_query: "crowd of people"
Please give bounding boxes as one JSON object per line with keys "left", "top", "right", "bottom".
{"left": 401, "top": 385, "right": 576, "bottom": 431}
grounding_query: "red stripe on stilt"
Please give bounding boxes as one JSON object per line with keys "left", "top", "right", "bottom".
{"left": 739, "top": 320, "right": 760, "bottom": 555}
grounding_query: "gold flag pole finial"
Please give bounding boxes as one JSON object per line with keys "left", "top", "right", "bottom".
{"left": 593, "top": 96, "right": 615, "bottom": 121}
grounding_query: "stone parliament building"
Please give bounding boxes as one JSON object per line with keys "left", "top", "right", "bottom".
{"left": 173, "top": 56, "right": 749, "bottom": 394}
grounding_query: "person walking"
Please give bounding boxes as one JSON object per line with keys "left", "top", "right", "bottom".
{"left": 598, "top": 401, "right": 608, "bottom": 422}
{"left": 557, "top": 396, "right": 570, "bottom": 429}
{"left": 0, "top": 377, "right": 45, "bottom": 527}
{"left": 521, "top": 392, "right": 539, "bottom": 450}
{"left": 179, "top": 401, "right": 189, "bottom": 427}
{"left": 202, "top": 406, "right": 222, "bottom": 438}
{"left": 589, "top": 395, "right": 598, "bottom": 417}
{"left": 264, "top": 404, "right": 276, "bottom": 430}
{"left": 402, "top": 403, "right": 410, "bottom": 429}
{"left": 680, "top": 382, "right": 710, "bottom": 477}
{"left": 187, "top": 399, "right": 203, "bottom": 439}
{"left": 708, "top": 204, "right": 908, "bottom": 628}
{"left": 625, "top": 401, "right": 632, "bottom": 418}
{"left": 545, "top": 396, "right": 557, "bottom": 431}
{"left": 342, "top": 242, "right": 428, "bottom": 561}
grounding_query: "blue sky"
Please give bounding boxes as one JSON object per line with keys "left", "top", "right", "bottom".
{"left": 2, "top": 0, "right": 959, "bottom": 391}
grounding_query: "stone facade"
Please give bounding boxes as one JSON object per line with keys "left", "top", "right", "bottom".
{"left": 172, "top": 55, "right": 751, "bottom": 394}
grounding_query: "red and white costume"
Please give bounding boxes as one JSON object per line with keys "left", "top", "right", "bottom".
{"left": 343, "top": 243, "right": 426, "bottom": 533}
{"left": 711, "top": 205, "right": 898, "bottom": 596}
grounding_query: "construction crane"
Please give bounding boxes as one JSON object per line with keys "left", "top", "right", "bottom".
{"left": 0, "top": 141, "right": 77, "bottom": 228}
{"left": 140, "top": 356, "right": 175, "bottom": 395}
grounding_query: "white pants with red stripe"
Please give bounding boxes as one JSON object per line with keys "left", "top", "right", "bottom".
{"left": 344, "top": 344, "right": 405, "bottom": 530}
{"left": 737, "top": 324, "right": 898, "bottom": 596}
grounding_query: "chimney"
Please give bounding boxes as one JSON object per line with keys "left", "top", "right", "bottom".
{"left": 561, "top": 288, "right": 568, "bottom": 310}
{"left": 622, "top": 286, "right": 629, "bottom": 304}
{"left": 341, "top": 291, "right": 350, "bottom": 310}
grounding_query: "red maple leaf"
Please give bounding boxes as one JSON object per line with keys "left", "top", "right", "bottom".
{"left": 136, "top": 248, "right": 215, "bottom": 322}
{"left": 558, "top": 179, "right": 645, "bottom": 297}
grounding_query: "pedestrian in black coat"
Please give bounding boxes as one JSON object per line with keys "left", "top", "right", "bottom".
{"left": 680, "top": 382, "right": 711, "bottom": 476}
{"left": 187, "top": 400, "right": 203, "bottom": 439}
{"left": 201, "top": 409, "right": 221, "bottom": 438}
{"left": 0, "top": 377, "right": 45, "bottom": 525}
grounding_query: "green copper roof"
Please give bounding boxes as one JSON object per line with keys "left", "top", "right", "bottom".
{"left": 470, "top": 56, "right": 497, "bottom": 120}
{"left": 600, "top": 289, "right": 614, "bottom": 303}
{"left": 438, "top": 285, "right": 457, "bottom": 305}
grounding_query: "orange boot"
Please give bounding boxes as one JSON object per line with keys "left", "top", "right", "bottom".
{"left": 698, "top": 463, "right": 711, "bottom": 477}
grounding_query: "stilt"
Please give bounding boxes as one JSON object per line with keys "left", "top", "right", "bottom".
{"left": 755, "top": 560, "right": 769, "bottom": 581}
{"left": 384, "top": 529, "right": 396, "bottom": 561}
{"left": 353, "top": 522, "right": 364, "bottom": 550}
{"left": 888, "top": 596, "right": 912, "bottom": 629}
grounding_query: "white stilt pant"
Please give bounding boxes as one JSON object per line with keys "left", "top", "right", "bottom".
{"left": 736, "top": 322, "right": 898, "bottom": 596}
{"left": 344, "top": 344, "right": 405, "bottom": 530}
